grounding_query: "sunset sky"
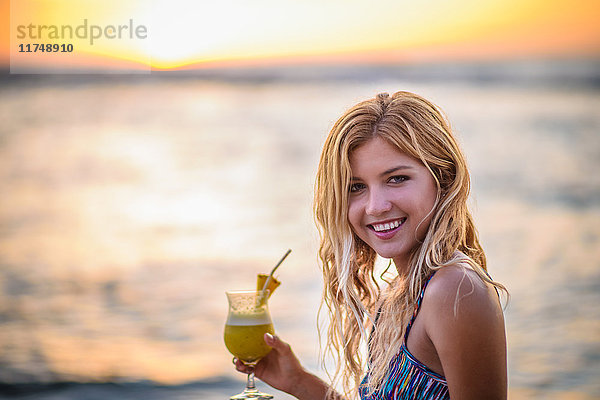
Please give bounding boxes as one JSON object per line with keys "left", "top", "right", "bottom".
{"left": 2, "top": 0, "right": 600, "bottom": 71}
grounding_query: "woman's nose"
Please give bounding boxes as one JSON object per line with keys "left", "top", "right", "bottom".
{"left": 365, "top": 189, "right": 392, "bottom": 216}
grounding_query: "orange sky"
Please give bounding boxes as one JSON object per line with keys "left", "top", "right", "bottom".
{"left": 1, "top": 0, "right": 599, "bottom": 71}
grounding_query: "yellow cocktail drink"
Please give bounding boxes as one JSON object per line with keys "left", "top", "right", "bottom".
{"left": 224, "top": 322, "right": 275, "bottom": 363}
{"left": 224, "top": 290, "right": 274, "bottom": 365}
{"left": 224, "top": 250, "right": 289, "bottom": 399}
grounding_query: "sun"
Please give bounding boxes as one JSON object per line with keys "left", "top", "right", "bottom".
{"left": 141, "top": 0, "right": 259, "bottom": 69}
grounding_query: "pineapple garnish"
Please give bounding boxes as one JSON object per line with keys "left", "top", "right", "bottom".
{"left": 257, "top": 273, "right": 281, "bottom": 298}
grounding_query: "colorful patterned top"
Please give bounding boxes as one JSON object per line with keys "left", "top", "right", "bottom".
{"left": 360, "top": 273, "right": 450, "bottom": 400}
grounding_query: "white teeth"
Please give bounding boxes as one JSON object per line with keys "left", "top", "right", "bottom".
{"left": 372, "top": 219, "right": 402, "bottom": 232}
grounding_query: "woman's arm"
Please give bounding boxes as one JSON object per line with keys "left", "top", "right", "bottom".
{"left": 424, "top": 266, "right": 507, "bottom": 399}
{"left": 234, "top": 333, "right": 343, "bottom": 400}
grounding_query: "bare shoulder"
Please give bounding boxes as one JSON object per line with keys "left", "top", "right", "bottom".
{"left": 423, "top": 264, "right": 501, "bottom": 319}
{"left": 421, "top": 265, "right": 508, "bottom": 399}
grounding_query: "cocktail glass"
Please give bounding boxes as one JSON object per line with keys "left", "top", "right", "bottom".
{"left": 224, "top": 290, "right": 274, "bottom": 399}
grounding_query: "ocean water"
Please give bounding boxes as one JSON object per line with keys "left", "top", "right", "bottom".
{"left": 0, "top": 62, "right": 599, "bottom": 399}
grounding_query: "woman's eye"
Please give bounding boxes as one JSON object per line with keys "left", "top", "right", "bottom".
{"left": 389, "top": 175, "right": 408, "bottom": 184}
{"left": 350, "top": 183, "right": 365, "bottom": 193}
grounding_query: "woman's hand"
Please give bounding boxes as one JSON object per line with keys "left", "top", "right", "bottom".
{"left": 234, "top": 334, "right": 337, "bottom": 400}
{"left": 234, "top": 333, "right": 304, "bottom": 395}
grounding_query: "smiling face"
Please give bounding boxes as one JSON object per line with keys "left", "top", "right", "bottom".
{"left": 348, "top": 136, "right": 438, "bottom": 273}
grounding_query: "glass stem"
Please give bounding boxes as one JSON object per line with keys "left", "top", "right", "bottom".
{"left": 246, "top": 371, "right": 256, "bottom": 391}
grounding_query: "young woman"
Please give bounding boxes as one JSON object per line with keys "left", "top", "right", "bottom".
{"left": 235, "top": 91, "right": 508, "bottom": 399}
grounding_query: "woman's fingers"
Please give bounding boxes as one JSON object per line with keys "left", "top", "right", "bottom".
{"left": 233, "top": 358, "right": 251, "bottom": 373}
{"left": 264, "top": 333, "right": 291, "bottom": 354}
{"left": 233, "top": 334, "right": 295, "bottom": 383}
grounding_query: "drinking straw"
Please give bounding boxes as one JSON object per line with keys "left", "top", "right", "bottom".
{"left": 261, "top": 249, "right": 292, "bottom": 294}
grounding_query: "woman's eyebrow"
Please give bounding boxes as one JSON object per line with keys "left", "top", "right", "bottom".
{"left": 350, "top": 165, "right": 414, "bottom": 181}
{"left": 381, "top": 165, "right": 413, "bottom": 176}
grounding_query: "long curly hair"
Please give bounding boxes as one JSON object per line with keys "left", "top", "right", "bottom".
{"left": 313, "top": 91, "right": 506, "bottom": 399}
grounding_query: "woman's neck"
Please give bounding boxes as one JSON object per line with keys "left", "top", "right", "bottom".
{"left": 392, "top": 256, "right": 411, "bottom": 278}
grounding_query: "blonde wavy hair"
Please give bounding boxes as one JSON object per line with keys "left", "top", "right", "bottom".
{"left": 313, "top": 91, "right": 506, "bottom": 399}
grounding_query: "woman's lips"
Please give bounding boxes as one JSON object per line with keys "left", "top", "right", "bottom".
{"left": 368, "top": 218, "right": 406, "bottom": 240}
